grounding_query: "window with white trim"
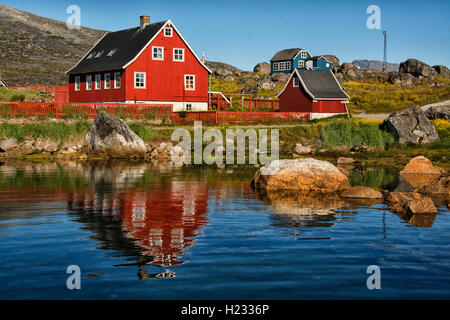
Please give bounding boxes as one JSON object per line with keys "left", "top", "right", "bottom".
{"left": 75, "top": 76, "right": 80, "bottom": 91}
{"left": 114, "top": 72, "right": 121, "bottom": 89}
{"left": 164, "top": 27, "right": 173, "bottom": 37}
{"left": 95, "top": 74, "right": 101, "bottom": 90}
{"left": 293, "top": 78, "right": 299, "bottom": 87}
{"left": 86, "top": 75, "right": 92, "bottom": 90}
{"left": 298, "top": 60, "right": 305, "bottom": 68}
{"left": 173, "top": 48, "right": 184, "bottom": 62}
{"left": 186, "top": 104, "right": 192, "bottom": 111}
{"left": 273, "top": 61, "right": 291, "bottom": 71}
{"left": 184, "top": 75, "right": 195, "bottom": 90}
{"left": 152, "top": 46, "right": 164, "bottom": 60}
{"left": 134, "top": 72, "right": 146, "bottom": 88}
{"left": 104, "top": 73, "right": 110, "bottom": 89}
{"left": 301, "top": 50, "right": 307, "bottom": 58}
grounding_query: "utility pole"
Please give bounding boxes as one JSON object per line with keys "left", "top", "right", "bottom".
{"left": 382, "top": 30, "right": 387, "bottom": 72}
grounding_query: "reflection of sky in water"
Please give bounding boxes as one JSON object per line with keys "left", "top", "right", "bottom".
{"left": 0, "top": 161, "right": 448, "bottom": 299}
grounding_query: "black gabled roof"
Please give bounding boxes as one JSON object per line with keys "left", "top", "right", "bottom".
{"left": 270, "top": 48, "right": 303, "bottom": 62}
{"left": 296, "top": 69, "right": 349, "bottom": 99}
{"left": 306, "top": 55, "right": 328, "bottom": 61}
{"left": 67, "top": 21, "right": 167, "bottom": 75}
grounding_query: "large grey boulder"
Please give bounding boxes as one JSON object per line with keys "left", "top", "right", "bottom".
{"left": 424, "top": 105, "right": 450, "bottom": 120}
{"left": 82, "top": 111, "right": 147, "bottom": 158}
{"left": 388, "top": 72, "right": 415, "bottom": 86}
{"left": 399, "top": 59, "right": 437, "bottom": 78}
{"left": 383, "top": 106, "right": 439, "bottom": 144}
{"left": 0, "top": 138, "right": 18, "bottom": 152}
{"left": 253, "top": 62, "right": 271, "bottom": 75}
{"left": 432, "top": 65, "right": 450, "bottom": 78}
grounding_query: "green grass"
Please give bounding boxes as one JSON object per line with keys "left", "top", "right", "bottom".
{"left": 0, "top": 120, "right": 91, "bottom": 143}
{"left": 342, "top": 77, "right": 450, "bottom": 113}
{"left": 319, "top": 120, "right": 395, "bottom": 148}
{"left": 0, "top": 87, "right": 52, "bottom": 102}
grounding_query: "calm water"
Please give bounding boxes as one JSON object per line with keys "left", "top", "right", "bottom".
{"left": 0, "top": 160, "right": 449, "bottom": 299}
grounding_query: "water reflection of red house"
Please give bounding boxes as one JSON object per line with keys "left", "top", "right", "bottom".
{"left": 68, "top": 180, "right": 208, "bottom": 267}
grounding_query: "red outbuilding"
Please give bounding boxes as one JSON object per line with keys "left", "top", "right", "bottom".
{"left": 66, "top": 16, "right": 212, "bottom": 111}
{"left": 277, "top": 69, "right": 350, "bottom": 119}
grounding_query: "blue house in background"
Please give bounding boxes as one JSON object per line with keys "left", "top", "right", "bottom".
{"left": 270, "top": 48, "right": 333, "bottom": 74}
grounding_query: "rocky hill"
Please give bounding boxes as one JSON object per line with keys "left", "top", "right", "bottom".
{"left": 0, "top": 4, "right": 106, "bottom": 85}
{"left": 352, "top": 60, "right": 399, "bottom": 72}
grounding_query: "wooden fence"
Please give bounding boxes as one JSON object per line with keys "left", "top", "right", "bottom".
{"left": 242, "top": 97, "right": 279, "bottom": 112}
{"left": 0, "top": 101, "right": 310, "bottom": 123}
{"left": 0, "top": 101, "right": 173, "bottom": 119}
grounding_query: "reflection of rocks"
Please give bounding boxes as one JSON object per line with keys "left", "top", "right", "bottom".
{"left": 417, "top": 176, "right": 450, "bottom": 207}
{"left": 337, "top": 157, "right": 355, "bottom": 165}
{"left": 394, "top": 210, "right": 437, "bottom": 228}
{"left": 256, "top": 190, "right": 345, "bottom": 215}
{"left": 82, "top": 162, "right": 146, "bottom": 188}
{"left": 252, "top": 158, "right": 349, "bottom": 193}
{"left": 400, "top": 173, "right": 442, "bottom": 190}
{"left": 340, "top": 186, "right": 382, "bottom": 199}
{"left": 385, "top": 192, "right": 437, "bottom": 214}
{"left": 337, "top": 164, "right": 354, "bottom": 177}
{"left": 341, "top": 198, "right": 383, "bottom": 207}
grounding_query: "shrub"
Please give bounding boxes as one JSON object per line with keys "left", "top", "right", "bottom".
{"left": 10, "top": 94, "right": 25, "bottom": 102}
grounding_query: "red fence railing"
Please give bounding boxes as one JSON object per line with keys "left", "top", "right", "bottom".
{"left": 0, "top": 101, "right": 310, "bottom": 123}
{"left": 217, "top": 111, "right": 309, "bottom": 123}
{"left": 242, "top": 97, "right": 279, "bottom": 112}
{"left": 0, "top": 101, "right": 173, "bottom": 119}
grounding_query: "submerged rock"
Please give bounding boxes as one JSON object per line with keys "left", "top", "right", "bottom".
{"left": 385, "top": 192, "right": 437, "bottom": 214}
{"left": 383, "top": 106, "right": 439, "bottom": 144}
{"left": 340, "top": 186, "right": 382, "bottom": 199}
{"left": 251, "top": 158, "right": 350, "bottom": 193}
{"left": 337, "top": 157, "right": 355, "bottom": 165}
{"left": 82, "top": 111, "right": 147, "bottom": 159}
{"left": 417, "top": 176, "right": 450, "bottom": 198}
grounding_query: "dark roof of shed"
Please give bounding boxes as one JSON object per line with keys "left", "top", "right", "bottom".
{"left": 296, "top": 69, "right": 349, "bottom": 99}
{"left": 270, "top": 48, "right": 302, "bottom": 62}
{"left": 67, "top": 21, "right": 167, "bottom": 75}
{"left": 306, "top": 56, "right": 328, "bottom": 61}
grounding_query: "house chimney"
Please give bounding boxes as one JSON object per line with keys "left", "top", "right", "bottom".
{"left": 140, "top": 15, "right": 150, "bottom": 29}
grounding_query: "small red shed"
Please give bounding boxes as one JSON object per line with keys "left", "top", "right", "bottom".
{"left": 66, "top": 16, "right": 212, "bottom": 111}
{"left": 277, "top": 69, "right": 349, "bottom": 119}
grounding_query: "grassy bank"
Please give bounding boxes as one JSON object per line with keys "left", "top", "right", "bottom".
{"left": 342, "top": 78, "right": 450, "bottom": 113}
{"left": 1, "top": 117, "right": 449, "bottom": 169}
{"left": 0, "top": 87, "right": 52, "bottom": 102}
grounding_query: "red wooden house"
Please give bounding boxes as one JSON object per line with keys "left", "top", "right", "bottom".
{"left": 66, "top": 16, "right": 211, "bottom": 111}
{"left": 277, "top": 69, "right": 350, "bottom": 119}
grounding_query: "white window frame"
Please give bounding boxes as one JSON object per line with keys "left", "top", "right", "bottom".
{"left": 301, "top": 50, "right": 307, "bottom": 58}
{"left": 86, "top": 75, "right": 92, "bottom": 91}
{"left": 186, "top": 103, "right": 192, "bottom": 111}
{"left": 134, "top": 72, "right": 146, "bottom": 89}
{"left": 95, "top": 74, "right": 101, "bottom": 90}
{"left": 152, "top": 46, "right": 164, "bottom": 60}
{"left": 164, "top": 27, "right": 173, "bottom": 37}
{"left": 74, "top": 76, "right": 80, "bottom": 91}
{"left": 298, "top": 60, "right": 305, "bottom": 68}
{"left": 173, "top": 48, "right": 185, "bottom": 62}
{"left": 184, "top": 75, "right": 195, "bottom": 91}
{"left": 114, "top": 72, "right": 121, "bottom": 89}
{"left": 104, "top": 73, "right": 110, "bottom": 90}
{"left": 293, "top": 78, "right": 299, "bottom": 87}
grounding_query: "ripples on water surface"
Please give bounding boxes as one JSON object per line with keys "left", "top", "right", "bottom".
{"left": 0, "top": 160, "right": 448, "bottom": 299}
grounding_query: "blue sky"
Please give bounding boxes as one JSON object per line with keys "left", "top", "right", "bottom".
{"left": 3, "top": 0, "right": 449, "bottom": 70}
